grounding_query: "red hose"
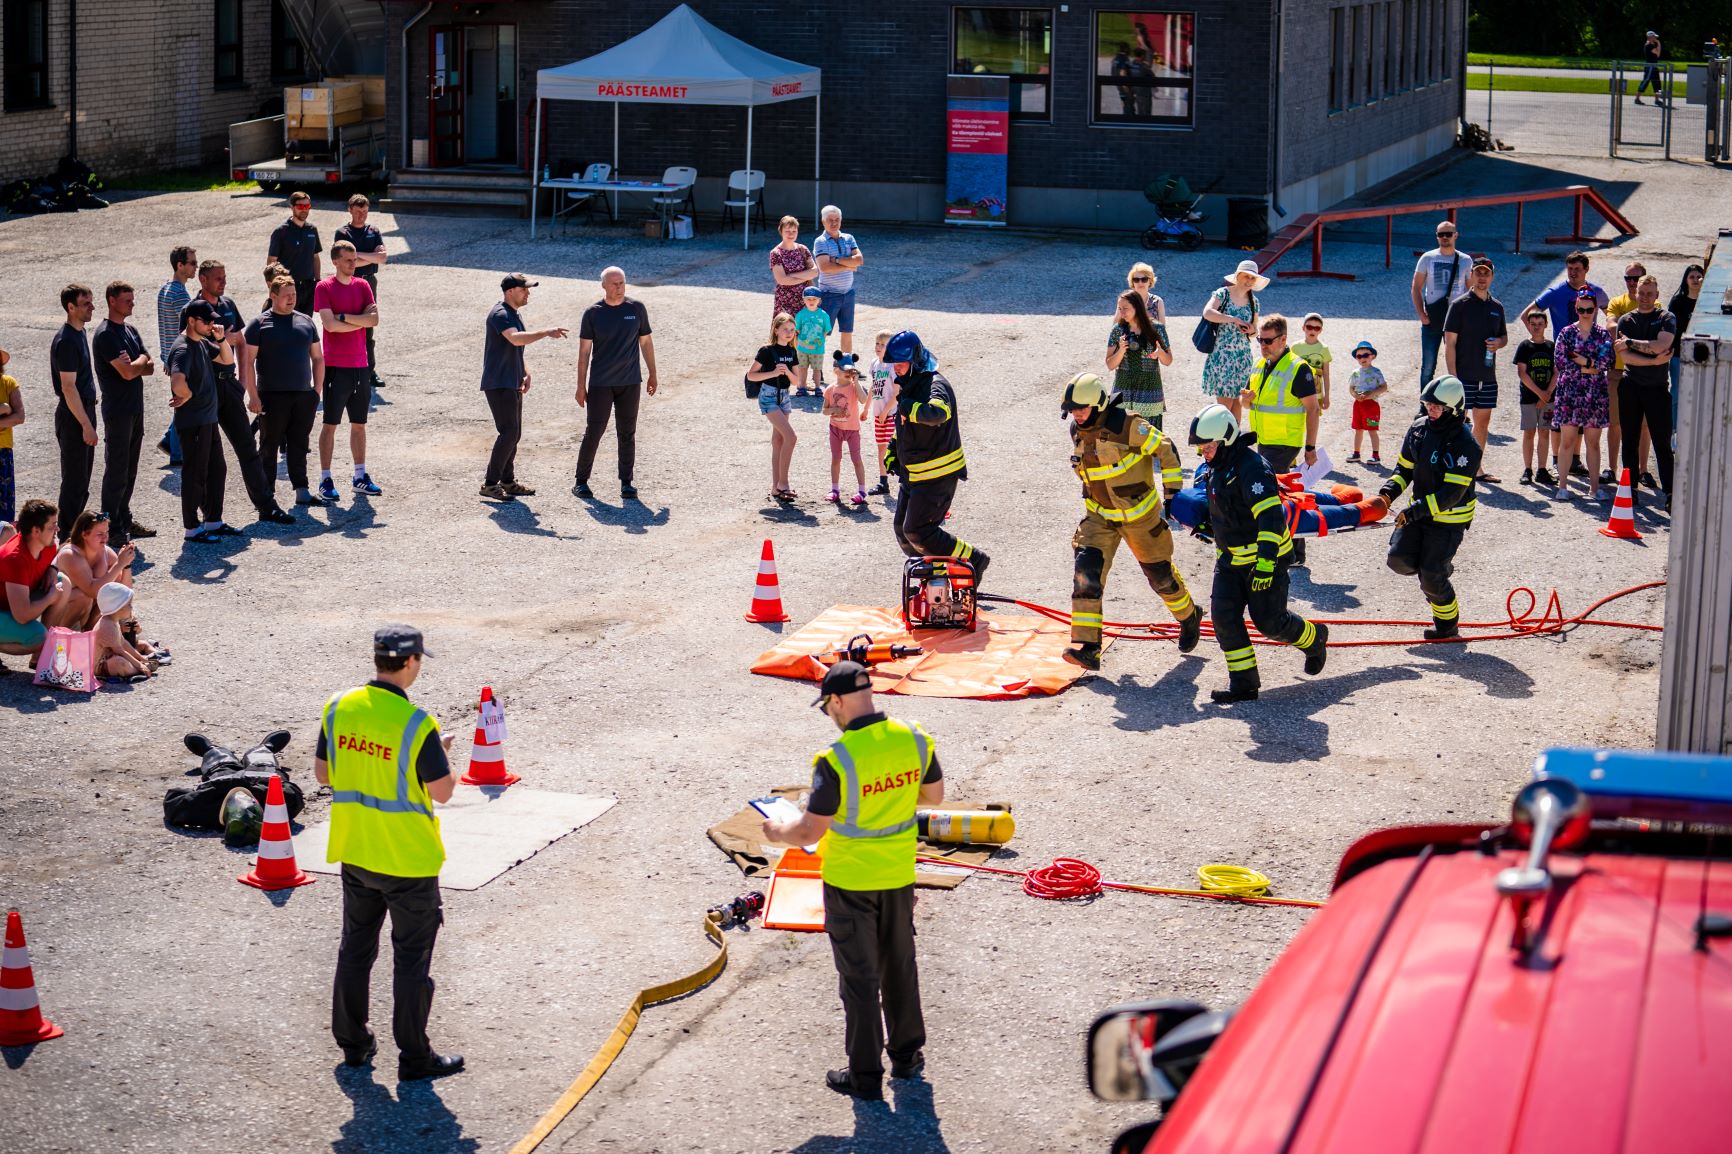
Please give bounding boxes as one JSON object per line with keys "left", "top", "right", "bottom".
{"left": 1021, "top": 858, "right": 1104, "bottom": 900}
{"left": 984, "top": 581, "right": 1664, "bottom": 648}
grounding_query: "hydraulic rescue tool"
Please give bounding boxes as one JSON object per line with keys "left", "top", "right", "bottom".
{"left": 816, "top": 633, "right": 925, "bottom": 667}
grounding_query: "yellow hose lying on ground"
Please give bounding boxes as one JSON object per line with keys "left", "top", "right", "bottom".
{"left": 509, "top": 912, "right": 728, "bottom": 1154}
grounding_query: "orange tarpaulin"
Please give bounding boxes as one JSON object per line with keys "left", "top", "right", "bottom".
{"left": 751, "top": 605, "right": 1099, "bottom": 699}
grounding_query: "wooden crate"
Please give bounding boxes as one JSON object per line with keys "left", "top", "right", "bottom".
{"left": 285, "top": 82, "right": 363, "bottom": 138}
{"left": 327, "top": 75, "right": 385, "bottom": 121}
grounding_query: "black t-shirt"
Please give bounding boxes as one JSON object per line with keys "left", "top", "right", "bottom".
{"left": 1513, "top": 339, "right": 1555, "bottom": 406}
{"left": 1443, "top": 292, "right": 1509, "bottom": 383}
{"left": 268, "top": 219, "right": 322, "bottom": 281}
{"left": 311, "top": 679, "right": 450, "bottom": 776}
{"left": 91, "top": 318, "right": 146, "bottom": 416}
{"left": 1668, "top": 291, "right": 1697, "bottom": 336}
{"left": 166, "top": 334, "right": 220, "bottom": 428}
{"left": 50, "top": 322, "right": 96, "bottom": 408}
{"left": 807, "top": 713, "right": 943, "bottom": 817}
{"left": 580, "top": 298, "right": 651, "bottom": 388}
{"left": 1617, "top": 308, "right": 1677, "bottom": 388}
{"left": 314, "top": 679, "right": 451, "bottom": 783}
{"left": 754, "top": 343, "right": 798, "bottom": 384}
{"left": 180, "top": 295, "right": 246, "bottom": 385}
{"left": 480, "top": 301, "right": 527, "bottom": 392}
{"left": 245, "top": 310, "right": 320, "bottom": 392}
{"left": 333, "top": 222, "right": 384, "bottom": 283}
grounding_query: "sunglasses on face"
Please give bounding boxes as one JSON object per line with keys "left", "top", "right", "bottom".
{"left": 1437, "top": 232, "right": 1456, "bottom": 239}
{"left": 1575, "top": 306, "right": 1596, "bottom": 314}
{"left": 1256, "top": 336, "right": 1279, "bottom": 346}
{"left": 1624, "top": 275, "right": 1641, "bottom": 282}
{"left": 1353, "top": 352, "right": 1374, "bottom": 360}
{"left": 1303, "top": 325, "right": 1321, "bottom": 332}
{"left": 1131, "top": 276, "right": 1151, "bottom": 283}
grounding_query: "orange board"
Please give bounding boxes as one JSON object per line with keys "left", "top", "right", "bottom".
{"left": 751, "top": 605, "right": 1099, "bottom": 700}
{"left": 763, "top": 847, "right": 827, "bottom": 932}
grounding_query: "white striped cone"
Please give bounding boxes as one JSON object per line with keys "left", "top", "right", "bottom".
{"left": 239, "top": 774, "right": 314, "bottom": 889}
{"left": 0, "top": 909, "right": 63, "bottom": 1045}
{"left": 744, "top": 538, "right": 790, "bottom": 623}
{"left": 461, "top": 685, "right": 520, "bottom": 786}
{"left": 1599, "top": 467, "right": 1643, "bottom": 540}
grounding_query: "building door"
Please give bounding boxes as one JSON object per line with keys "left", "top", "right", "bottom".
{"left": 463, "top": 25, "right": 518, "bottom": 165}
{"left": 429, "top": 26, "right": 464, "bottom": 166}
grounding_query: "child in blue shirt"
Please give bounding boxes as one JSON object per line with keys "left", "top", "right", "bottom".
{"left": 793, "top": 286, "right": 833, "bottom": 396}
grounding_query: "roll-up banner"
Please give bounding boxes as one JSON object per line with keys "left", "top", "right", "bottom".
{"left": 945, "top": 74, "right": 1009, "bottom": 226}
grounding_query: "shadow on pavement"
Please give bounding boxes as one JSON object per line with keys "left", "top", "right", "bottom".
{"left": 485, "top": 499, "right": 578, "bottom": 540}
{"left": 1403, "top": 642, "right": 1537, "bottom": 700}
{"left": 787, "top": 1076, "right": 953, "bottom": 1154}
{"left": 580, "top": 498, "right": 671, "bottom": 534}
{"left": 331, "top": 1069, "right": 478, "bottom": 1154}
{"left": 1289, "top": 567, "right": 1365, "bottom": 612}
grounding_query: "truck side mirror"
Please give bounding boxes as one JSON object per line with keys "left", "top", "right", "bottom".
{"left": 1087, "top": 999, "right": 1233, "bottom": 1103}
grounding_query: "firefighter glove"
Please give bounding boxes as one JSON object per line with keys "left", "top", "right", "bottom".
{"left": 1395, "top": 506, "right": 1428, "bottom": 529}
{"left": 1250, "top": 558, "right": 1275, "bottom": 592}
{"left": 883, "top": 441, "right": 899, "bottom": 474}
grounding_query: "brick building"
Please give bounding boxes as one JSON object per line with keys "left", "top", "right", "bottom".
{"left": 381, "top": 0, "right": 1467, "bottom": 231}
{"left": 0, "top": 0, "right": 310, "bottom": 182}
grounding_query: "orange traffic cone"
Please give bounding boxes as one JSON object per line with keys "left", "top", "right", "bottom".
{"left": 0, "top": 910, "right": 64, "bottom": 1045}
{"left": 1599, "top": 467, "right": 1643, "bottom": 540}
{"left": 239, "top": 775, "right": 315, "bottom": 890}
{"left": 461, "top": 685, "right": 520, "bottom": 786}
{"left": 744, "top": 538, "right": 791, "bottom": 623}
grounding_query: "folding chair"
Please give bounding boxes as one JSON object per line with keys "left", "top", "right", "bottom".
{"left": 721, "top": 169, "right": 766, "bottom": 231}
{"left": 652, "top": 166, "right": 698, "bottom": 230}
{"left": 567, "top": 162, "right": 612, "bottom": 227}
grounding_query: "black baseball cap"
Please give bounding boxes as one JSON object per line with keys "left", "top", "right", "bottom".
{"left": 500, "top": 273, "right": 539, "bottom": 290}
{"left": 374, "top": 625, "right": 432, "bottom": 659}
{"left": 183, "top": 300, "right": 217, "bottom": 324}
{"left": 812, "top": 660, "right": 871, "bottom": 705}
{"left": 1472, "top": 256, "right": 1495, "bottom": 271}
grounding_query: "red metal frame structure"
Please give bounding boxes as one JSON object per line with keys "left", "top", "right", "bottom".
{"left": 1256, "top": 185, "right": 1639, "bottom": 281}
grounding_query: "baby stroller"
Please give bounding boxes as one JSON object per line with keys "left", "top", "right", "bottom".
{"left": 1140, "top": 174, "right": 1205, "bottom": 251}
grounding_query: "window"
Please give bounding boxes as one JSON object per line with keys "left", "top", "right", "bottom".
{"left": 1092, "top": 11, "right": 1195, "bottom": 126}
{"left": 1328, "top": 8, "right": 1345, "bottom": 111}
{"left": 1382, "top": 2, "right": 1394, "bottom": 95}
{"left": 1400, "top": 0, "right": 1413, "bottom": 88}
{"left": 3, "top": 0, "right": 51, "bottom": 111}
{"left": 953, "top": 8, "right": 1053, "bottom": 121}
{"left": 270, "top": 0, "right": 306, "bottom": 80}
{"left": 1346, "top": 7, "right": 1360, "bottom": 106}
{"left": 215, "top": 0, "right": 244, "bottom": 88}
{"left": 1433, "top": 0, "right": 1448, "bottom": 81}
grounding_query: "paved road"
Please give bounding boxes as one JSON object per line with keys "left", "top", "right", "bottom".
{"left": 1473, "top": 87, "right": 1707, "bottom": 158}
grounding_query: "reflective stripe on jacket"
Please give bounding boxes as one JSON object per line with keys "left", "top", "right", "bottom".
{"left": 893, "top": 369, "right": 967, "bottom": 485}
{"left": 1072, "top": 402, "right": 1184, "bottom": 524}
{"left": 1247, "top": 351, "right": 1306, "bottom": 448}
{"left": 1385, "top": 414, "right": 1481, "bottom": 527}
{"left": 324, "top": 685, "right": 445, "bottom": 878}
{"left": 815, "top": 718, "right": 933, "bottom": 891}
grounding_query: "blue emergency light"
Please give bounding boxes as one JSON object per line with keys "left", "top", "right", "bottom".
{"left": 1534, "top": 747, "right": 1732, "bottom": 823}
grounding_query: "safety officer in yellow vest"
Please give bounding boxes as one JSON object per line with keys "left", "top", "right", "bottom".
{"left": 313, "top": 625, "right": 464, "bottom": 1081}
{"left": 762, "top": 660, "right": 944, "bottom": 1100}
{"left": 1239, "top": 314, "right": 1322, "bottom": 565}
{"left": 1060, "top": 372, "right": 1202, "bottom": 671}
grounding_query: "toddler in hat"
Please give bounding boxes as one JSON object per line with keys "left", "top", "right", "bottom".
{"left": 1346, "top": 340, "right": 1388, "bottom": 462}
{"left": 794, "top": 286, "right": 834, "bottom": 396}
{"left": 94, "top": 582, "right": 154, "bottom": 682}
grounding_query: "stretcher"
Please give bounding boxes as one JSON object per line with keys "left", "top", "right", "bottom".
{"left": 1167, "top": 468, "right": 1389, "bottom": 538}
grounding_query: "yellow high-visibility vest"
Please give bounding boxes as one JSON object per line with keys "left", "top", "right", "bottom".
{"left": 815, "top": 718, "right": 933, "bottom": 891}
{"left": 1247, "top": 351, "right": 1306, "bottom": 448}
{"left": 323, "top": 685, "right": 444, "bottom": 878}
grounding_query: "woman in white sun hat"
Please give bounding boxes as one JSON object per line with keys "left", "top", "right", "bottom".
{"left": 1200, "top": 259, "right": 1268, "bottom": 421}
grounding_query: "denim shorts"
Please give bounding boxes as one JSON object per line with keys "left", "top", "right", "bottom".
{"left": 757, "top": 384, "right": 791, "bottom": 415}
{"left": 819, "top": 287, "right": 856, "bottom": 333}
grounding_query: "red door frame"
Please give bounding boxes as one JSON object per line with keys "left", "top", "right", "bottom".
{"left": 427, "top": 25, "right": 465, "bottom": 168}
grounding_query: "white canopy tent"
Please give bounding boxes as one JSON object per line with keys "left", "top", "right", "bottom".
{"left": 530, "top": 4, "right": 822, "bottom": 248}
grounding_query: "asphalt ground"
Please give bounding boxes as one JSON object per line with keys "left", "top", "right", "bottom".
{"left": 1471, "top": 86, "right": 1708, "bottom": 158}
{"left": 0, "top": 147, "right": 1709, "bottom": 1152}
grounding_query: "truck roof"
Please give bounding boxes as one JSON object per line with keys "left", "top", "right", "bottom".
{"left": 1148, "top": 832, "right": 1732, "bottom": 1153}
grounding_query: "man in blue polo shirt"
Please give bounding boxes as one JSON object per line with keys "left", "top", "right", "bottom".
{"left": 813, "top": 206, "right": 864, "bottom": 360}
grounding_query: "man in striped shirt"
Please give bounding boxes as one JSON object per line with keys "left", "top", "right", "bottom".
{"left": 154, "top": 246, "right": 197, "bottom": 466}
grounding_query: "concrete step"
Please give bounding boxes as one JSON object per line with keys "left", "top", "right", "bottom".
{"left": 390, "top": 168, "right": 529, "bottom": 190}
{"left": 380, "top": 184, "right": 527, "bottom": 215}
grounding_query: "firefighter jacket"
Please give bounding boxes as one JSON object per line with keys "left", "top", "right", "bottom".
{"left": 893, "top": 368, "right": 966, "bottom": 485}
{"left": 1380, "top": 413, "right": 1481, "bottom": 526}
{"left": 1201, "top": 434, "right": 1294, "bottom": 567}
{"left": 1069, "top": 400, "right": 1184, "bottom": 523}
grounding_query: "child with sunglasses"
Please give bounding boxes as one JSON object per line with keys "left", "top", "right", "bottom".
{"left": 1346, "top": 341, "right": 1387, "bottom": 461}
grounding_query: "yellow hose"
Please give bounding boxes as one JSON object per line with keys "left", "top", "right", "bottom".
{"left": 1195, "top": 863, "right": 1273, "bottom": 898}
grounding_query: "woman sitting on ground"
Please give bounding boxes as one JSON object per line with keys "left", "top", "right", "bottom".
{"left": 47, "top": 511, "right": 133, "bottom": 630}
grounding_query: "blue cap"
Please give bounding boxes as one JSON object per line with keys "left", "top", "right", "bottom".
{"left": 374, "top": 625, "right": 431, "bottom": 659}
{"left": 802, "top": 285, "right": 824, "bottom": 299}
{"left": 1352, "top": 340, "right": 1377, "bottom": 357}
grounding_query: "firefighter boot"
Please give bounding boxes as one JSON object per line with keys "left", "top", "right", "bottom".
{"left": 1211, "top": 673, "right": 1260, "bottom": 704}
{"left": 1063, "top": 641, "right": 1102, "bottom": 671}
{"left": 1177, "top": 608, "right": 1203, "bottom": 654}
{"left": 969, "top": 549, "right": 991, "bottom": 590}
{"left": 1301, "top": 621, "right": 1330, "bottom": 675}
{"left": 1424, "top": 619, "right": 1461, "bottom": 641}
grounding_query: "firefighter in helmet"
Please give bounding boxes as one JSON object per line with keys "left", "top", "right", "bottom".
{"left": 1060, "top": 372, "right": 1202, "bottom": 670}
{"left": 883, "top": 330, "right": 990, "bottom": 585}
{"left": 1377, "top": 375, "right": 1481, "bottom": 639}
{"left": 1187, "top": 403, "right": 1328, "bottom": 703}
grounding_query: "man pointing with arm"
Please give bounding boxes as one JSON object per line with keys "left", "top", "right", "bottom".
{"left": 764, "top": 661, "right": 943, "bottom": 1101}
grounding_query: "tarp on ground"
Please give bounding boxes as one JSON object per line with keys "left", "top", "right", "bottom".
{"left": 751, "top": 605, "right": 1097, "bottom": 699}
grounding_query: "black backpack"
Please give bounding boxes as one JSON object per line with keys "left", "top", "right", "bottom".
{"left": 163, "top": 731, "right": 306, "bottom": 830}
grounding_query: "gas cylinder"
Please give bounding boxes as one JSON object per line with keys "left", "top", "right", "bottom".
{"left": 917, "top": 808, "right": 1015, "bottom": 845}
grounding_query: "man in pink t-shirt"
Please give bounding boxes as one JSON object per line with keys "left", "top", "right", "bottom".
{"left": 312, "top": 240, "right": 381, "bottom": 501}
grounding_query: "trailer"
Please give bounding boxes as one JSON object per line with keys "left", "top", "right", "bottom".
{"left": 228, "top": 114, "right": 386, "bottom": 192}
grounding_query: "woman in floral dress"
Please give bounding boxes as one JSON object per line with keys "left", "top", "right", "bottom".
{"left": 1550, "top": 288, "right": 1615, "bottom": 501}
{"left": 1105, "top": 290, "right": 1172, "bottom": 427}
{"left": 768, "top": 216, "right": 817, "bottom": 318}
{"left": 1200, "top": 261, "right": 1267, "bottom": 421}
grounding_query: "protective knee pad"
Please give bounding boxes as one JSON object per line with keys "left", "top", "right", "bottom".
{"left": 1073, "top": 547, "right": 1106, "bottom": 600}
{"left": 1418, "top": 569, "right": 1455, "bottom": 603}
{"left": 1138, "top": 559, "right": 1180, "bottom": 597}
{"left": 1386, "top": 552, "right": 1419, "bottom": 577}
